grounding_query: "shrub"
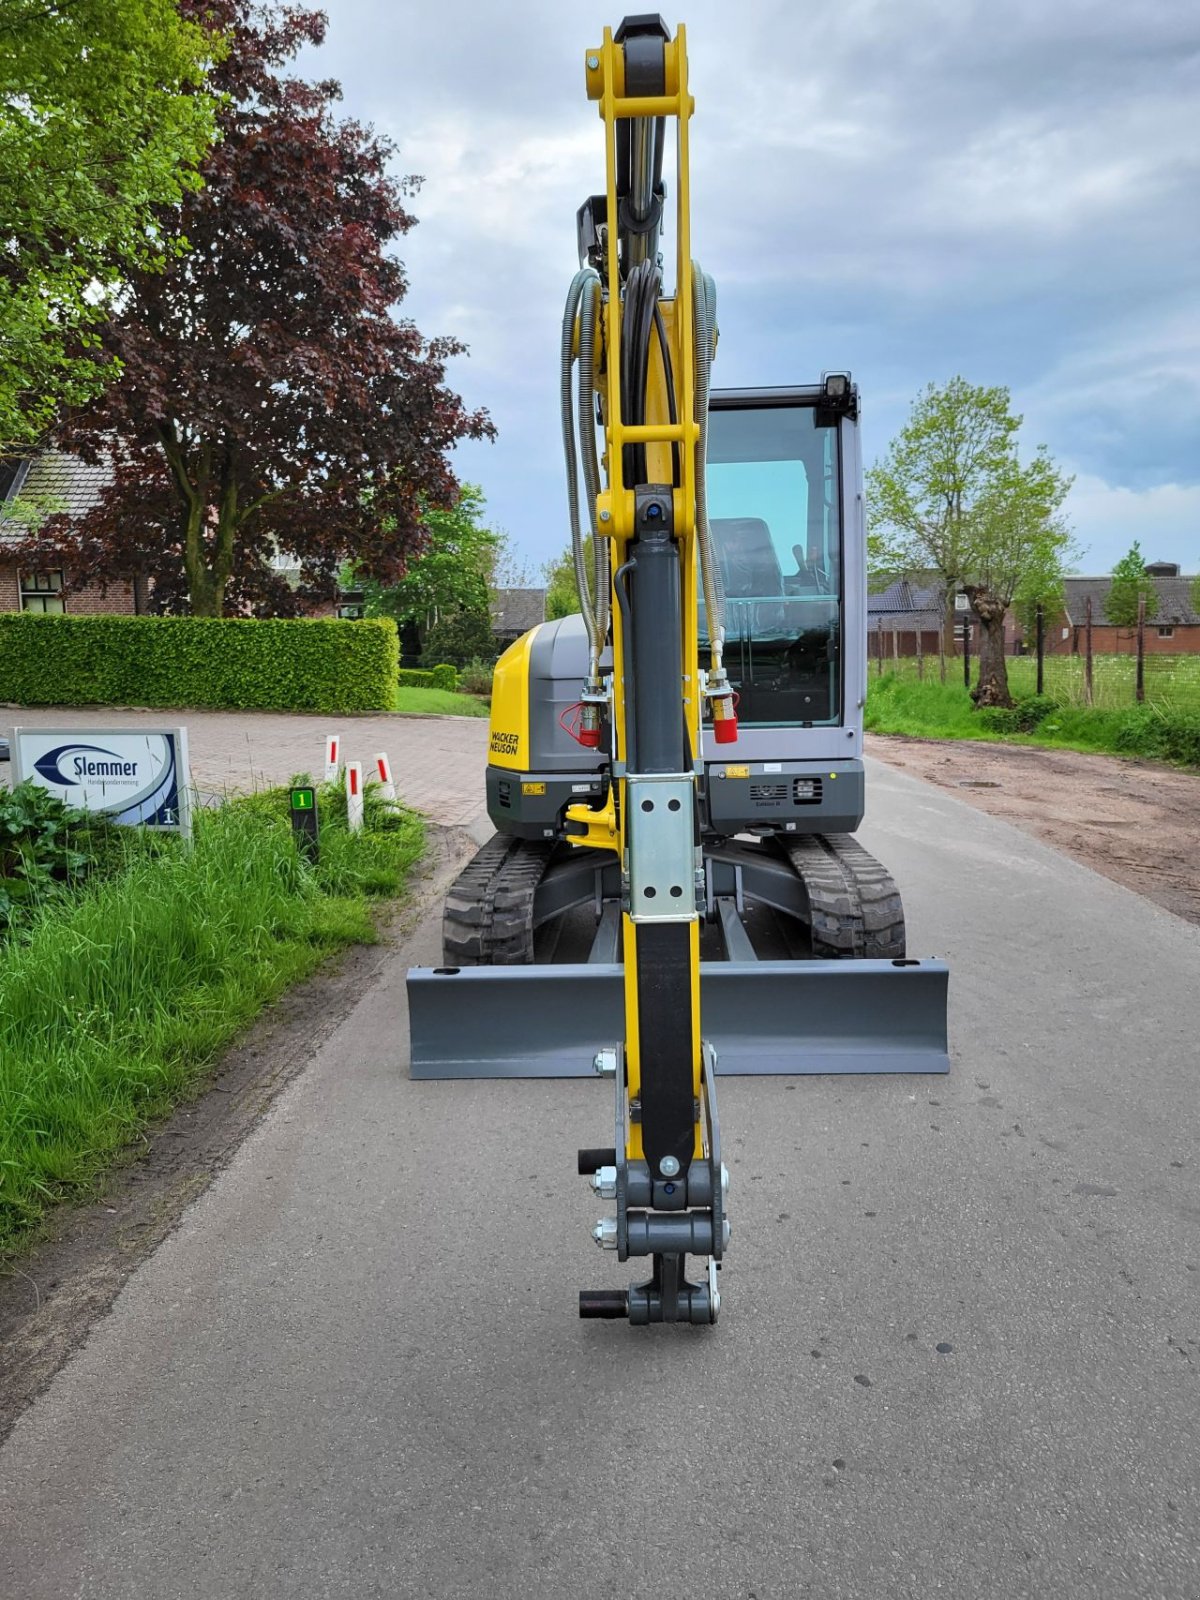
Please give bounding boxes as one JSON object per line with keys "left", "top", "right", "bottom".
{"left": 0, "top": 613, "right": 398, "bottom": 714}
{"left": 0, "top": 781, "right": 121, "bottom": 934}
{"left": 422, "top": 607, "right": 498, "bottom": 668}
{"left": 458, "top": 658, "right": 494, "bottom": 697}
{"left": 977, "top": 693, "right": 1056, "bottom": 735}
{"left": 395, "top": 663, "right": 458, "bottom": 691}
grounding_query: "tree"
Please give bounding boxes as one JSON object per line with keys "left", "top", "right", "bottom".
{"left": 423, "top": 608, "right": 498, "bottom": 669}
{"left": 544, "top": 535, "right": 595, "bottom": 621}
{"left": 1104, "top": 541, "right": 1159, "bottom": 628}
{"left": 20, "top": 0, "right": 492, "bottom": 616}
{"left": 491, "top": 532, "right": 540, "bottom": 590}
{"left": 1191, "top": 570, "right": 1200, "bottom": 619}
{"left": 867, "top": 378, "right": 1073, "bottom": 707}
{"left": 0, "top": 0, "right": 221, "bottom": 453}
{"left": 362, "top": 484, "right": 499, "bottom": 634}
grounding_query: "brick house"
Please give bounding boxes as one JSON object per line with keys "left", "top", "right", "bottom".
{"left": 1051, "top": 566, "right": 1200, "bottom": 656}
{"left": 0, "top": 452, "right": 145, "bottom": 615}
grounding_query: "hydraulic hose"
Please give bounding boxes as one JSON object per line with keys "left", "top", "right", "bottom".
{"left": 691, "top": 261, "right": 725, "bottom": 677}
{"left": 576, "top": 273, "right": 609, "bottom": 652}
{"left": 561, "top": 267, "right": 602, "bottom": 671}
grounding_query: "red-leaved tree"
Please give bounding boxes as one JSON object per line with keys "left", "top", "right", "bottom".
{"left": 24, "top": 1, "right": 493, "bottom": 616}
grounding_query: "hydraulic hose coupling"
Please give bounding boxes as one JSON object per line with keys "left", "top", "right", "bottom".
{"left": 578, "top": 677, "right": 606, "bottom": 749}
{"left": 707, "top": 671, "right": 738, "bottom": 745}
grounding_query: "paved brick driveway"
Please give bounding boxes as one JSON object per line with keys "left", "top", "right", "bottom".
{"left": 3, "top": 706, "right": 490, "bottom": 827}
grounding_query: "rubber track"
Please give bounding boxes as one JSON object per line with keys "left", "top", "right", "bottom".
{"left": 778, "top": 834, "right": 906, "bottom": 960}
{"left": 442, "top": 833, "right": 555, "bottom": 966}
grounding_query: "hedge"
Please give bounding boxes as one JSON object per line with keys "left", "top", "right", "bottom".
{"left": 0, "top": 613, "right": 399, "bottom": 714}
{"left": 396, "top": 663, "right": 459, "bottom": 692}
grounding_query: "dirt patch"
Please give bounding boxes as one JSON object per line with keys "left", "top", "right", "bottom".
{"left": 0, "top": 826, "right": 474, "bottom": 1445}
{"left": 868, "top": 734, "right": 1200, "bottom": 926}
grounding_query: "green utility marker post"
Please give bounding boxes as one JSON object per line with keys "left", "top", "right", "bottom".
{"left": 289, "top": 785, "right": 319, "bottom": 863}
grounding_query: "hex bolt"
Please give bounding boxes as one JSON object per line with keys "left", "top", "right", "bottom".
{"left": 593, "top": 1218, "right": 618, "bottom": 1250}
{"left": 599, "top": 508, "right": 611, "bottom": 522}
{"left": 587, "top": 54, "right": 600, "bottom": 69}
{"left": 659, "top": 1155, "right": 681, "bottom": 1178}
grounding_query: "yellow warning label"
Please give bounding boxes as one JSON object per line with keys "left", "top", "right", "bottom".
{"left": 521, "top": 781, "right": 547, "bottom": 796}
{"left": 722, "top": 764, "right": 750, "bottom": 779}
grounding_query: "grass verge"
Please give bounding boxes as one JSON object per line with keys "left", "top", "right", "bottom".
{"left": 394, "top": 685, "right": 488, "bottom": 717}
{"left": 0, "top": 791, "right": 424, "bottom": 1253}
{"left": 866, "top": 671, "right": 1200, "bottom": 767}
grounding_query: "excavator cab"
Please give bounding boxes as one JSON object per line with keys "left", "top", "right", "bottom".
{"left": 700, "top": 381, "right": 867, "bottom": 837}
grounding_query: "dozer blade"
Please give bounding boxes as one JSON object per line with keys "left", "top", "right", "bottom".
{"left": 407, "top": 959, "right": 949, "bottom": 1079}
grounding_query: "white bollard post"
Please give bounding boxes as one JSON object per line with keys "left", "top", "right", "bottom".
{"left": 345, "top": 761, "right": 364, "bottom": 832}
{"left": 324, "top": 733, "right": 342, "bottom": 785}
{"left": 374, "top": 752, "right": 397, "bottom": 806}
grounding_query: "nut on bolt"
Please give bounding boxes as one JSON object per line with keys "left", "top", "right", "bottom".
{"left": 592, "top": 1048, "right": 617, "bottom": 1078}
{"left": 590, "top": 1165, "right": 618, "bottom": 1199}
{"left": 592, "top": 1217, "right": 618, "bottom": 1250}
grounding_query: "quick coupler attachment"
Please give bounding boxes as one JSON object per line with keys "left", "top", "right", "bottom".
{"left": 578, "top": 1041, "right": 728, "bottom": 1324}
{"left": 579, "top": 1257, "right": 722, "bottom": 1325}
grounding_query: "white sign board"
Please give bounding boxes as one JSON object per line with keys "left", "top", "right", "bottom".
{"left": 11, "top": 727, "right": 192, "bottom": 836}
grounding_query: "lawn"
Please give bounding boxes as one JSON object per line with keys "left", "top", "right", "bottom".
{"left": 394, "top": 684, "right": 489, "bottom": 717}
{"left": 0, "top": 786, "right": 424, "bottom": 1252}
{"left": 866, "top": 664, "right": 1200, "bottom": 768}
{"left": 873, "top": 651, "right": 1200, "bottom": 712}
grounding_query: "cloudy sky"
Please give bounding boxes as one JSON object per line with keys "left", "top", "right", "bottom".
{"left": 301, "top": 0, "right": 1199, "bottom": 578}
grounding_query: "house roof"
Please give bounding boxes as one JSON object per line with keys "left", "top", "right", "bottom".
{"left": 0, "top": 451, "right": 110, "bottom": 542}
{"left": 1063, "top": 575, "right": 1200, "bottom": 628}
{"left": 490, "top": 586, "right": 546, "bottom": 635}
{"left": 867, "top": 577, "right": 944, "bottom": 630}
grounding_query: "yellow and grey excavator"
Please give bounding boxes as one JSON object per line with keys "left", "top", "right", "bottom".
{"left": 408, "top": 15, "right": 949, "bottom": 1324}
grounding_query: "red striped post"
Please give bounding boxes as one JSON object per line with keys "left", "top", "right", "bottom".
{"left": 374, "top": 752, "right": 397, "bottom": 805}
{"left": 345, "top": 761, "right": 364, "bottom": 832}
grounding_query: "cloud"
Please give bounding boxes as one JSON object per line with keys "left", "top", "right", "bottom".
{"left": 1062, "top": 473, "right": 1200, "bottom": 570}
{"left": 307, "top": 0, "right": 1200, "bottom": 571}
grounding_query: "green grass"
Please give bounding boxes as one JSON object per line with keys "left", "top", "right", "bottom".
{"left": 875, "top": 652, "right": 1200, "bottom": 712}
{"left": 866, "top": 665, "right": 1200, "bottom": 768}
{"left": 394, "top": 684, "right": 489, "bottom": 717}
{"left": 0, "top": 793, "right": 424, "bottom": 1252}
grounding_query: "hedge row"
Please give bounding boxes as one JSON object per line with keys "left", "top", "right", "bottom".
{"left": 397, "top": 664, "right": 458, "bottom": 692}
{"left": 0, "top": 613, "right": 399, "bottom": 714}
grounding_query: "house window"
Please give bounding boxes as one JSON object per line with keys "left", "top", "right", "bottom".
{"left": 954, "top": 593, "right": 969, "bottom": 611}
{"left": 1157, "top": 626, "right": 1174, "bottom": 639}
{"left": 20, "top": 571, "right": 65, "bottom": 614}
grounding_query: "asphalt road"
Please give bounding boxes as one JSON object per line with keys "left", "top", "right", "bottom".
{"left": 2, "top": 758, "right": 1198, "bottom": 1599}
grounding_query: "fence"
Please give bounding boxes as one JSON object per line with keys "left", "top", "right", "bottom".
{"left": 872, "top": 598, "right": 1200, "bottom": 711}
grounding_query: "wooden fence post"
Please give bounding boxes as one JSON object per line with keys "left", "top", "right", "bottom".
{"left": 1036, "top": 604, "right": 1045, "bottom": 696}
{"left": 1136, "top": 593, "right": 1146, "bottom": 704}
{"left": 916, "top": 624, "right": 924, "bottom": 680}
{"left": 1085, "top": 596, "right": 1094, "bottom": 707}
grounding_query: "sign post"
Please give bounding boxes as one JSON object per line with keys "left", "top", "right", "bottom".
{"left": 289, "top": 784, "right": 319, "bottom": 862}
{"left": 11, "top": 726, "right": 192, "bottom": 836}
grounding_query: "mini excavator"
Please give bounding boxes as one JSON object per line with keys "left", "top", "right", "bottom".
{"left": 407, "top": 16, "right": 949, "bottom": 1324}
